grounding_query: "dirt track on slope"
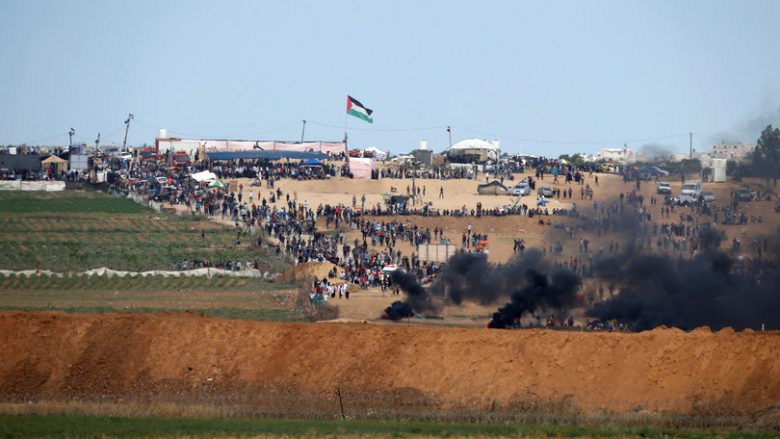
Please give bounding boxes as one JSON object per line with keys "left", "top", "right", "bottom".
{"left": 1, "top": 311, "right": 779, "bottom": 416}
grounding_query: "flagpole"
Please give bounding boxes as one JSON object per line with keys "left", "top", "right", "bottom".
{"left": 344, "top": 96, "right": 349, "bottom": 153}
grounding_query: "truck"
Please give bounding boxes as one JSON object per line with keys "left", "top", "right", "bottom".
{"left": 171, "top": 151, "right": 191, "bottom": 170}
{"left": 139, "top": 147, "right": 158, "bottom": 163}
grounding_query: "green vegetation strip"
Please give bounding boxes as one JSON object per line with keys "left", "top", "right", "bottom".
{"left": 0, "top": 414, "right": 772, "bottom": 438}
{"left": 0, "top": 307, "right": 303, "bottom": 322}
{"left": 0, "top": 191, "right": 287, "bottom": 272}
{"left": 0, "top": 191, "right": 148, "bottom": 214}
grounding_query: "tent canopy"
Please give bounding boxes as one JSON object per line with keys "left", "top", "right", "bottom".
{"left": 191, "top": 170, "right": 218, "bottom": 182}
{"left": 301, "top": 158, "right": 324, "bottom": 167}
{"left": 42, "top": 155, "right": 68, "bottom": 164}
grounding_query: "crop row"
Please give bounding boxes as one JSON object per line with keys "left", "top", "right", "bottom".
{"left": 0, "top": 217, "right": 224, "bottom": 234}
{"left": 0, "top": 273, "right": 250, "bottom": 291}
{"left": 0, "top": 241, "right": 265, "bottom": 272}
{"left": 0, "top": 231, "right": 239, "bottom": 245}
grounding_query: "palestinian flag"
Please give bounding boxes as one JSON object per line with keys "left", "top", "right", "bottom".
{"left": 346, "top": 95, "right": 373, "bottom": 123}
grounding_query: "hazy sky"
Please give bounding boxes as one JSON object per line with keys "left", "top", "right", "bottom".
{"left": 2, "top": 0, "right": 779, "bottom": 156}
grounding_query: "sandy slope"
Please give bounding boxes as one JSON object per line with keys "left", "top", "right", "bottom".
{"left": 1, "top": 312, "right": 778, "bottom": 414}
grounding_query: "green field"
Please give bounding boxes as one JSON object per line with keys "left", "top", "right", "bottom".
{"left": 0, "top": 191, "right": 287, "bottom": 272}
{"left": 0, "top": 272, "right": 303, "bottom": 321}
{"left": 0, "top": 414, "right": 773, "bottom": 439}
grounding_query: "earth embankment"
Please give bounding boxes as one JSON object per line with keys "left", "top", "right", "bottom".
{"left": 1, "top": 312, "right": 778, "bottom": 415}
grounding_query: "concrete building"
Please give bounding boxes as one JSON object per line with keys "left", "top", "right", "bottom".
{"left": 411, "top": 140, "right": 434, "bottom": 166}
{"left": 709, "top": 143, "right": 755, "bottom": 161}
{"left": 596, "top": 146, "right": 636, "bottom": 164}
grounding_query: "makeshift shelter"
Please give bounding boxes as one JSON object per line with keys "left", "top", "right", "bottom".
{"left": 384, "top": 194, "right": 410, "bottom": 207}
{"left": 0, "top": 154, "right": 43, "bottom": 173}
{"left": 477, "top": 180, "right": 508, "bottom": 195}
{"left": 41, "top": 155, "right": 69, "bottom": 173}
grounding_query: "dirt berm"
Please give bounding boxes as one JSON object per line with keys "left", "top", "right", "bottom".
{"left": 1, "top": 312, "right": 779, "bottom": 415}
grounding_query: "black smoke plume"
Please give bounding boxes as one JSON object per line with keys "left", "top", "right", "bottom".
{"left": 487, "top": 268, "right": 581, "bottom": 328}
{"left": 381, "top": 194, "right": 780, "bottom": 330}
{"left": 383, "top": 269, "right": 432, "bottom": 320}
{"left": 639, "top": 142, "right": 673, "bottom": 160}
{"left": 427, "top": 251, "right": 549, "bottom": 305}
{"left": 587, "top": 251, "right": 780, "bottom": 331}
{"left": 383, "top": 249, "right": 578, "bottom": 322}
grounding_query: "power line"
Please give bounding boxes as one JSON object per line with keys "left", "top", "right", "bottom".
{"left": 134, "top": 119, "right": 301, "bottom": 140}
{"left": 14, "top": 131, "right": 69, "bottom": 145}
{"left": 307, "top": 120, "right": 448, "bottom": 132}
{"left": 454, "top": 126, "right": 692, "bottom": 146}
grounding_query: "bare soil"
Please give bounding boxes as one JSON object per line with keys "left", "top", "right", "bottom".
{"left": 1, "top": 311, "right": 778, "bottom": 417}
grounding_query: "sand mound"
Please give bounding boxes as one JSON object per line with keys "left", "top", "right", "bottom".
{"left": 1, "top": 312, "right": 779, "bottom": 415}
{"left": 280, "top": 261, "right": 339, "bottom": 284}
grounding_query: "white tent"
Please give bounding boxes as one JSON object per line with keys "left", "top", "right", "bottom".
{"left": 446, "top": 139, "right": 500, "bottom": 161}
{"left": 191, "top": 170, "right": 218, "bottom": 182}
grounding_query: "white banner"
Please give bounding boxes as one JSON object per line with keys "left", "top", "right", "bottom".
{"left": 349, "top": 158, "right": 374, "bottom": 179}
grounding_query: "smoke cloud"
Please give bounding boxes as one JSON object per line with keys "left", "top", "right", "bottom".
{"left": 383, "top": 269, "right": 432, "bottom": 320}
{"left": 711, "top": 102, "right": 780, "bottom": 145}
{"left": 487, "top": 267, "right": 581, "bottom": 329}
{"left": 639, "top": 143, "right": 674, "bottom": 160}
{"left": 382, "top": 195, "right": 780, "bottom": 331}
{"left": 587, "top": 251, "right": 780, "bottom": 331}
{"left": 384, "top": 249, "right": 581, "bottom": 323}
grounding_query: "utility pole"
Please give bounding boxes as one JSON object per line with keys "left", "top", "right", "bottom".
{"left": 122, "top": 113, "right": 134, "bottom": 150}
{"left": 69, "top": 128, "right": 75, "bottom": 148}
{"left": 689, "top": 132, "right": 693, "bottom": 159}
{"left": 300, "top": 119, "right": 307, "bottom": 143}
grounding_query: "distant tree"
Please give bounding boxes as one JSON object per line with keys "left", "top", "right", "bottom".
{"left": 558, "top": 153, "right": 583, "bottom": 164}
{"left": 726, "top": 160, "right": 739, "bottom": 177}
{"left": 751, "top": 124, "right": 780, "bottom": 178}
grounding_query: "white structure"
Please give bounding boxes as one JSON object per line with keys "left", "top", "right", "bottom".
{"left": 711, "top": 158, "right": 727, "bottom": 183}
{"left": 363, "top": 146, "right": 387, "bottom": 160}
{"left": 597, "top": 146, "right": 636, "bottom": 164}
{"left": 446, "top": 138, "right": 500, "bottom": 161}
{"left": 155, "top": 129, "right": 346, "bottom": 156}
{"left": 709, "top": 143, "right": 755, "bottom": 161}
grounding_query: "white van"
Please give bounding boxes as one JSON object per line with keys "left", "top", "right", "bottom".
{"left": 680, "top": 181, "right": 702, "bottom": 198}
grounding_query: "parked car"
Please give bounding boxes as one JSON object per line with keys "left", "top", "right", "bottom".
{"left": 537, "top": 186, "right": 554, "bottom": 197}
{"left": 639, "top": 166, "right": 669, "bottom": 180}
{"left": 736, "top": 187, "right": 753, "bottom": 202}
{"left": 671, "top": 194, "right": 697, "bottom": 206}
{"left": 656, "top": 182, "right": 672, "bottom": 195}
{"left": 700, "top": 191, "right": 716, "bottom": 202}
{"left": 510, "top": 181, "right": 531, "bottom": 196}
